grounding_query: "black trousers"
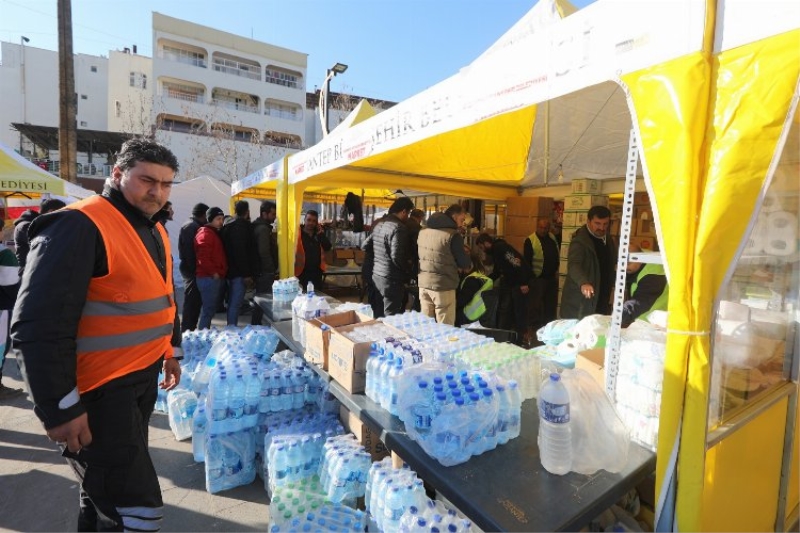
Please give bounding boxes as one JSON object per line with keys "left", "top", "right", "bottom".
{"left": 365, "top": 280, "right": 385, "bottom": 318}
{"left": 529, "top": 275, "right": 559, "bottom": 330}
{"left": 373, "top": 275, "right": 406, "bottom": 316}
{"left": 299, "top": 270, "right": 323, "bottom": 293}
{"left": 64, "top": 359, "right": 163, "bottom": 532}
{"left": 180, "top": 275, "right": 201, "bottom": 332}
{"left": 497, "top": 283, "right": 529, "bottom": 342}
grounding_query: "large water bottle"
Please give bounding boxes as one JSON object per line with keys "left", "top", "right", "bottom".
{"left": 228, "top": 372, "right": 246, "bottom": 431}
{"left": 291, "top": 290, "right": 307, "bottom": 341}
{"left": 268, "top": 369, "right": 282, "bottom": 412}
{"left": 411, "top": 380, "right": 433, "bottom": 437}
{"left": 387, "top": 357, "right": 404, "bottom": 416}
{"left": 209, "top": 371, "right": 230, "bottom": 434}
{"left": 192, "top": 402, "right": 207, "bottom": 462}
{"left": 538, "top": 373, "right": 571, "bottom": 475}
{"left": 291, "top": 371, "right": 306, "bottom": 410}
{"left": 243, "top": 367, "right": 261, "bottom": 427}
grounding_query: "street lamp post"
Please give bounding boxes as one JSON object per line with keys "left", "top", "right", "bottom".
{"left": 322, "top": 62, "right": 348, "bottom": 137}
{"left": 20, "top": 35, "right": 30, "bottom": 155}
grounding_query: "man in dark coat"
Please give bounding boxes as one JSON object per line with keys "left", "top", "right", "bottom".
{"left": 177, "top": 202, "right": 208, "bottom": 331}
{"left": 560, "top": 205, "right": 617, "bottom": 319}
{"left": 220, "top": 200, "right": 258, "bottom": 326}
{"left": 252, "top": 200, "right": 278, "bottom": 293}
{"left": 371, "top": 197, "right": 415, "bottom": 316}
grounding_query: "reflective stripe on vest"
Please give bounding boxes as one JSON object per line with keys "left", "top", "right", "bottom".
{"left": 527, "top": 231, "right": 557, "bottom": 278}
{"left": 631, "top": 263, "right": 669, "bottom": 317}
{"left": 461, "top": 273, "right": 493, "bottom": 321}
{"left": 67, "top": 196, "right": 175, "bottom": 393}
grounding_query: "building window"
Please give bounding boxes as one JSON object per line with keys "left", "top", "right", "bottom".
{"left": 115, "top": 101, "right": 121, "bottom": 118}
{"left": 265, "top": 68, "right": 300, "bottom": 89}
{"left": 81, "top": 94, "right": 88, "bottom": 100}
{"left": 129, "top": 72, "right": 147, "bottom": 89}
{"left": 161, "top": 45, "right": 206, "bottom": 68}
{"left": 91, "top": 66, "right": 97, "bottom": 73}
{"left": 80, "top": 121, "right": 88, "bottom": 127}
{"left": 265, "top": 102, "right": 299, "bottom": 120}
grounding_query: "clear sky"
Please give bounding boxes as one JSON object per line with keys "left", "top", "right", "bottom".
{"left": 1, "top": 0, "right": 595, "bottom": 103}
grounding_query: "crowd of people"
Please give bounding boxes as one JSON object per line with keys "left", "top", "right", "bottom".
{"left": 360, "top": 200, "right": 668, "bottom": 346}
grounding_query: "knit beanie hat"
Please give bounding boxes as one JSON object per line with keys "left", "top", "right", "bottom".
{"left": 206, "top": 206, "right": 224, "bottom": 222}
{"left": 192, "top": 202, "right": 210, "bottom": 217}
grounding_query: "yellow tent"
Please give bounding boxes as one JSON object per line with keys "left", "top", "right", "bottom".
{"left": 1, "top": 141, "right": 71, "bottom": 197}
{"left": 236, "top": 1, "right": 800, "bottom": 529}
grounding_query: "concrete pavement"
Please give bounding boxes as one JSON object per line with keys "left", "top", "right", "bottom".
{"left": 0, "top": 309, "right": 272, "bottom": 533}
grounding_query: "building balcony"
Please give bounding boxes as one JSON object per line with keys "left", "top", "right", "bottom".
{"left": 211, "top": 99, "right": 259, "bottom": 113}
{"left": 157, "top": 39, "right": 208, "bottom": 69}
{"left": 212, "top": 53, "right": 261, "bottom": 81}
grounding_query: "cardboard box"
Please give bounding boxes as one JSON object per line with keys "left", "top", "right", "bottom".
{"left": 506, "top": 196, "right": 554, "bottom": 217}
{"left": 328, "top": 321, "right": 405, "bottom": 394}
{"left": 339, "top": 405, "right": 390, "bottom": 462}
{"left": 630, "top": 235, "right": 658, "bottom": 251}
{"left": 576, "top": 348, "right": 605, "bottom": 388}
{"left": 305, "top": 311, "right": 372, "bottom": 370}
{"left": 633, "top": 191, "right": 650, "bottom": 206}
{"left": 635, "top": 211, "right": 657, "bottom": 237}
{"left": 571, "top": 178, "right": 602, "bottom": 194}
{"left": 564, "top": 194, "right": 609, "bottom": 211}
{"left": 562, "top": 210, "right": 584, "bottom": 227}
{"left": 504, "top": 215, "right": 538, "bottom": 237}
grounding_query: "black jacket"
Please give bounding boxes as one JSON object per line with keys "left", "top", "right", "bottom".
{"left": 11, "top": 186, "right": 181, "bottom": 430}
{"left": 490, "top": 238, "right": 532, "bottom": 287}
{"left": 13, "top": 209, "right": 39, "bottom": 275}
{"left": 371, "top": 213, "right": 412, "bottom": 283}
{"left": 252, "top": 217, "right": 278, "bottom": 276}
{"left": 178, "top": 216, "right": 203, "bottom": 278}
{"left": 220, "top": 216, "right": 258, "bottom": 279}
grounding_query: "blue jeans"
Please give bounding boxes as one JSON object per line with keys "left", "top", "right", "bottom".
{"left": 197, "top": 277, "right": 223, "bottom": 329}
{"left": 226, "top": 277, "right": 246, "bottom": 326}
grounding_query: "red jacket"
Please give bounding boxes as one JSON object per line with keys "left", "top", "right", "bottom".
{"left": 194, "top": 225, "right": 227, "bottom": 278}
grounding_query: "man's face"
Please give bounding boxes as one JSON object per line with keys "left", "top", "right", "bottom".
{"left": 304, "top": 214, "right": 318, "bottom": 233}
{"left": 264, "top": 208, "right": 277, "bottom": 224}
{"left": 477, "top": 241, "right": 491, "bottom": 253}
{"left": 453, "top": 211, "right": 466, "bottom": 228}
{"left": 113, "top": 161, "right": 175, "bottom": 218}
{"left": 210, "top": 215, "right": 224, "bottom": 230}
{"left": 587, "top": 216, "right": 610, "bottom": 238}
{"left": 536, "top": 219, "right": 550, "bottom": 238}
{"left": 396, "top": 209, "right": 410, "bottom": 221}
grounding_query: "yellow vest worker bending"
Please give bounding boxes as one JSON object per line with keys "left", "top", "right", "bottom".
{"left": 12, "top": 139, "right": 182, "bottom": 532}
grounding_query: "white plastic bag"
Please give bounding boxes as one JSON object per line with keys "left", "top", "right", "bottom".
{"left": 561, "top": 368, "right": 630, "bottom": 475}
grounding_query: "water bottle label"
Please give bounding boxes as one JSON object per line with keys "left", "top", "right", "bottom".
{"left": 539, "top": 400, "right": 570, "bottom": 423}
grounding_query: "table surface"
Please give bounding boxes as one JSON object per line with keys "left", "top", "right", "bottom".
{"left": 268, "top": 314, "right": 656, "bottom": 532}
{"left": 253, "top": 292, "right": 340, "bottom": 323}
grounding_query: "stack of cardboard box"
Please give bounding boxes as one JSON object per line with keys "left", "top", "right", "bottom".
{"left": 503, "top": 196, "right": 554, "bottom": 254}
{"left": 629, "top": 192, "right": 658, "bottom": 251}
{"left": 557, "top": 179, "right": 610, "bottom": 307}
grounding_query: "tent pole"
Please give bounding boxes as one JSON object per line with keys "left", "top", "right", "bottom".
{"left": 543, "top": 99, "right": 550, "bottom": 186}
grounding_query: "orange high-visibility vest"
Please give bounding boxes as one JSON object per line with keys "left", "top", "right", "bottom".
{"left": 67, "top": 196, "right": 176, "bottom": 393}
{"left": 294, "top": 229, "right": 327, "bottom": 277}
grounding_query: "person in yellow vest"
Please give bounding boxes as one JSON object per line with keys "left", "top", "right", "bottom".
{"left": 294, "top": 210, "right": 332, "bottom": 291}
{"left": 456, "top": 250, "right": 495, "bottom": 326}
{"left": 524, "top": 218, "right": 560, "bottom": 332}
{"left": 622, "top": 244, "right": 669, "bottom": 327}
{"left": 12, "top": 139, "right": 182, "bottom": 532}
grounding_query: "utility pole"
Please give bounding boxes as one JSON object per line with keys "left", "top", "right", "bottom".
{"left": 58, "top": 0, "right": 78, "bottom": 183}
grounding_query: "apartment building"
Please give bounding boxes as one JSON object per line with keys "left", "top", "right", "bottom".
{"left": 1, "top": 13, "right": 392, "bottom": 185}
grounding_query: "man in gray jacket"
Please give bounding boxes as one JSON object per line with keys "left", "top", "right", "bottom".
{"left": 417, "top": 204, "right": 471, "bottom": 324}
{"left": 371, "top": 197, "right": 415, "bottom": 316}
{"left": 560, "top": 205, "right": 617, "bottom": 319}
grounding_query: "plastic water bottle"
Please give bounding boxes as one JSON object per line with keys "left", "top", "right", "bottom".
{"left": 244, "top": 367, "right": 261, "bottom": 427}
{"left": 387, "top": 357, "right": 404, "bottom": 416}
{"left": 229, "top": 372, "right": 246, "bottom": 431}
{"left": 538, "top": 373, "right": 571, "bottom": 475}
{"left": 209, "top": 372, "right": 229, "bottom": 434}
{"left": 205, "top": 434, "right": 224, "bottom": 492}
{"left": 507, "top": 380, "right": 522, "bottom": 440}
{"left": 411, "top": 380, "right": 433, "bottom": 437}
{"left": 192, "top": 402, "right": 207, "bottom": 462}
{"left": 495, "top": 384, "right": 510, "bottom": 445}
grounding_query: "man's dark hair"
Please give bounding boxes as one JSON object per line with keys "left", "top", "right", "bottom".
{"left": 234, "top": 200, "right": 249, "bottom": 217}
{"left": 40, "top": 198, "right": 66, "bottom": 214}
{"left": 587, "top": 205, "right": 612, "bottom": 221}
{"left": 389, "top": 197, "right": 414, "bottom": 214}
{"left": 261, "top": 200, "right": 276, "bottom": 214}
{"left": 305, "top": 210, "right": 319, "bottom": 219}
{"left": 410, "top": 208, "right": 424, "bottom": 220}
{"left": 444, "top": 204, "right": 463, "bottom": 218}
{"left": 115, "top": 138, "right": 179, "bottom": 173}
{"left": 475, "top": 233, "right": 494, "bottom": 246}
